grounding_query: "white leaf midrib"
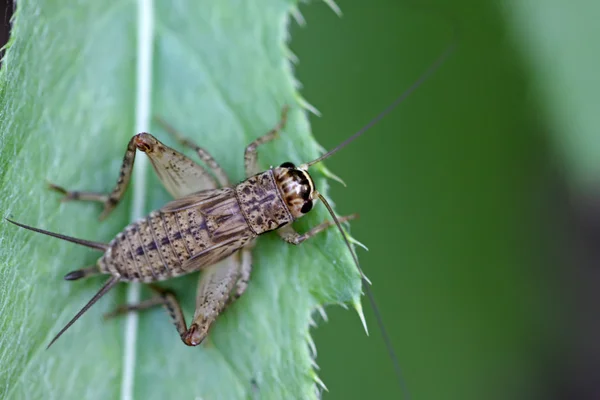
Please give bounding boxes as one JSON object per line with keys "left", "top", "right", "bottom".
{"left": 121, "top": 1, "right": 154, "bottom": 399}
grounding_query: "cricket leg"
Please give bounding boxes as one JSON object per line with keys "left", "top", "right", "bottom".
{"left": 104, "top": 253, "right": 247, "bottom": 347}
{"left": 227, "top": 246, "right": 253, "bottom": 305}
{"left": 135, "top": 133, "right": 221, "bottom": 198}
{"left": 244, "top": 106, "right": 289, "bottom": 177}
{"left": 154, "top": 117, "right": 230, "bottom": 187}
{"left": 184, "top": 252, "right": 245, "bottom": 346}
{"left": 103, "top": 284, "right": 189, "bottom": 339}
{"left": 277, "top": 213, "right": 358, "bottom": 245}
{"left": 103, "top": 297, "right": 166, "bottom": 318}
{"left": 49, "top": 136, "right": 138, "bottom": 220}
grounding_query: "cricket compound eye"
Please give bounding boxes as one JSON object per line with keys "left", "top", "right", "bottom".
{"left": 279, "top": 162, "right": 295, "bottom": 168}
{"left": 300, "top": 201, "right": 313, "bottom": 214}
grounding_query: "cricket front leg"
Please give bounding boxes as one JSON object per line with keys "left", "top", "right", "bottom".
{"left": 244, "top": 106, "right": 289, "bottom": 177}
{"left": 277, "top": 214, "right": 358, "bottom": 244}
{"left": 49, "top": 136, "right": 139, "bottom": 220}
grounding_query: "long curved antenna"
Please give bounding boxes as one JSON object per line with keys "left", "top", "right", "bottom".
{"left": 304, "top": 15, "right": 460, "bottom": 397}
{"left": 317, "top": 193, "right": 411, "bottom": 400}
{"left": 302, "top": 23, "right": 458, "bottom": 170}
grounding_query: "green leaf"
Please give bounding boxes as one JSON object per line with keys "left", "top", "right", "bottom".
{"left": 0, "top": 1, "right": 359, "bottom": 399}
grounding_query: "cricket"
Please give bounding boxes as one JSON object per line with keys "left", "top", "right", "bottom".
{"left": 10, "top": 106, "right": 359, "bottom": 349}
{"left": 6, "top": 27, "right": 455, "bottom": 399}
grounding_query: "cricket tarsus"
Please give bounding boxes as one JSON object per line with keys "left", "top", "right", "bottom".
{"left": 46, "top": 276, "right": 120, "bottom": 349}
{"left": 5, "top": 218, "right": 108, "bottom": 251}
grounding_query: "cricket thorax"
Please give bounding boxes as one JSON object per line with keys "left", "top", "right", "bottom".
{"left": 272, "top": 163, "right": 315, "bottom": 219}
{"left": 235, "top": 170, "right": 295, "bottom": 235}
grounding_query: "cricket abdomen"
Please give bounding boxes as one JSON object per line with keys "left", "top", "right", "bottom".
{"left": 98, "top": 188, "right": 255, "bottom": 283}
{"left": 99, "top": 212, "right": 191, "bottom": 282}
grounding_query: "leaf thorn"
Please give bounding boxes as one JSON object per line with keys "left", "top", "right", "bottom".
{"left": 311, "top": 371, "right": 329, "bottom": 392}
{"left": 323, "top": 0, "right": 342, "bottom": 17}
{"left": 317, "top": 165, "right": 347, "bottom": 187}
{"left": 349, "top": 236, "right": 369, "bottom": 252}
{"left": 353, "top": 297, "right": 369, "bottom": 336}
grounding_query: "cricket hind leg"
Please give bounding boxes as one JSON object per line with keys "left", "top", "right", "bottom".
{"left": 103, "top": 251, "right": 250, "bottom": 346}
{"left": 226, "top": 246, "right": 252, "bottom": 305}
{"left": 103, "top": 284, "right": 189, "bottom": 338}
{"left": 103, "top": 296, "right": 167, "bottom": 318}
{"left": 154, "top": 117, "right": 230, "bottom": 187}
{"left": 49, "top": 136, "right": 138, "bottom": 220}
{"left": 244, "top": 106, "right": 289, "bottom": 177}
{"left": 185, "top": 251, "right": 249, "bottom": 345}
{"left": 277, "top": 213, "right": 358, "bottom": 245}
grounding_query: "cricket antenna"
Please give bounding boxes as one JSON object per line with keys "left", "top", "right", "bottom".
{"left": 302, "top": 23, "right": 458, "bottom": 170}
{"left": 317, "top": 192, "right": 411, "bottom": 399}
{"left": 46, "top": 276, "right": 120, "bottom": 349}
{"left": 303, "top": 13, "right": 459, "bottom": 398}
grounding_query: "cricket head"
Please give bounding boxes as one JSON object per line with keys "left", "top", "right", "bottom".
{"left": 272, "top": 162, "right": 317, "bottom": 219}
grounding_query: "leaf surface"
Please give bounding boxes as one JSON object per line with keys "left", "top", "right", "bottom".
{"left": 0, "top": 1, "right": 359, "bottom": 399}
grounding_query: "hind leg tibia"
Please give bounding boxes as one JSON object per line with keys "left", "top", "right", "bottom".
{"left": 103, "top": 284, "right": 188, "bottom": 338}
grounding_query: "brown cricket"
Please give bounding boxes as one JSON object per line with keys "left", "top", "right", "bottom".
{"left": 7, "top": 106, "right": 361, "bottom": 348}
{"left": 7, "top": 33, "right": 455, "bottom": 397}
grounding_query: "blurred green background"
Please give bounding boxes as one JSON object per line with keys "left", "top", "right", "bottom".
{"left": 290, "top": 1, "right": 590, "bottom": 399}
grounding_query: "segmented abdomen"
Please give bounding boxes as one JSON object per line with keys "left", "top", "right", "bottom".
{"left": 99, "top": 208, "right": 210, "bottom": 282}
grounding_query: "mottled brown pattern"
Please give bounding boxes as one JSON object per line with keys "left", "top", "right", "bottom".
{"left": 99, "top": 188, "right": 256, "bottom": 283}
{"left": 235, "top": 170, "right": 294, "bottom": 235}
{"left": 14, "top": 107, "right": 354, "bottom": 349}
{"left": 188, "top": 253, "right": 244, "bottom": 344}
